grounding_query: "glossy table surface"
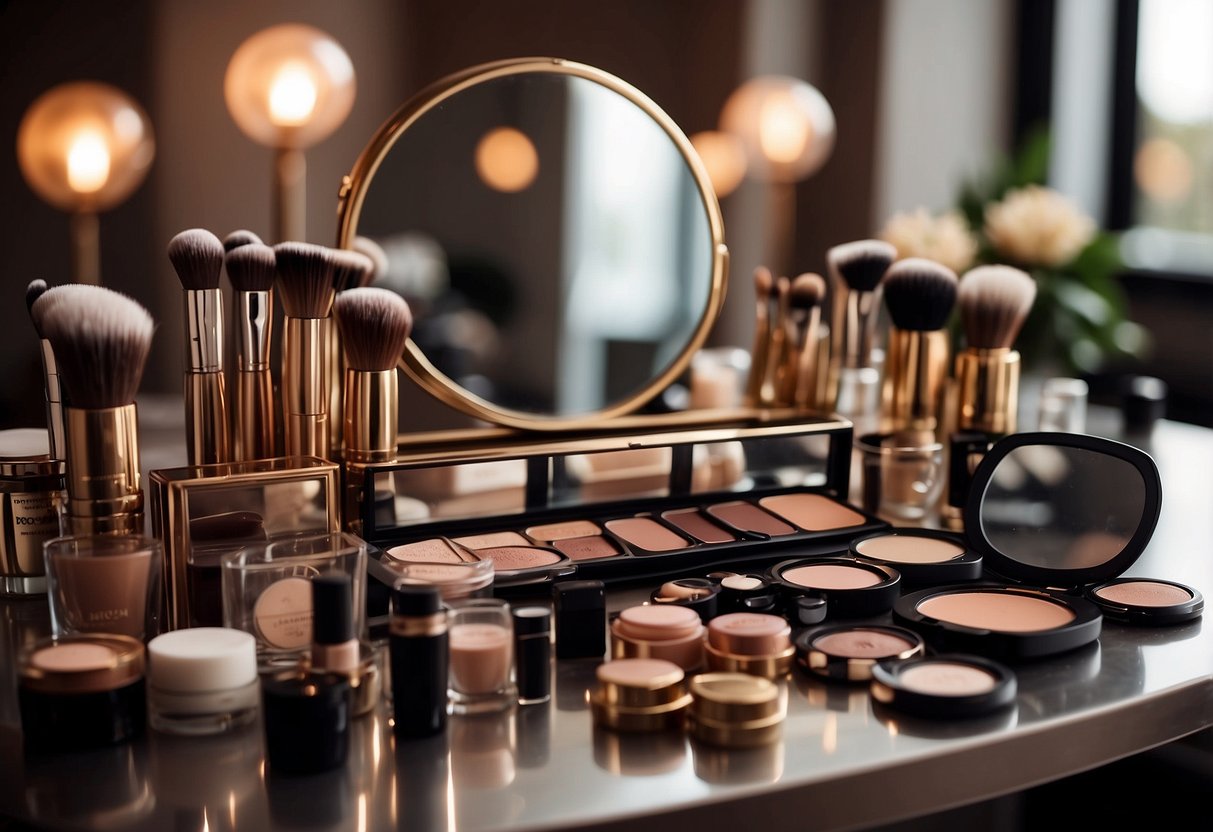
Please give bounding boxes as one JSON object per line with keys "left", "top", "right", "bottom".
{"left": 2, "top": 412, "right": 1211, "bottom": 832}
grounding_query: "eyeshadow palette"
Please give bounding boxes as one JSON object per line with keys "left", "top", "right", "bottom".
{"left": 354, "top": 412, "right": 888, "bottom": 590}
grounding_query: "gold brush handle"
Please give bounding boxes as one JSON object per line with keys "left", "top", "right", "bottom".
{"left": 234, "top": 369, "right": 276, "bottom": 462}
{"left": 282, "top": 317, "right": 331, "bottom": 459}
{"left": 185, "top": 372, "right": 231, "bottom": 466}
{"left": 64, "top": 404, "right": 143, "bottom": 535}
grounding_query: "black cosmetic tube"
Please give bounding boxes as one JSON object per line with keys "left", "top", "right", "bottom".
{"left": 513, "top": 606, "right": 552, "bottom": 705}
{"left": 390, "top": 585, "right": 450, "bottom": 738}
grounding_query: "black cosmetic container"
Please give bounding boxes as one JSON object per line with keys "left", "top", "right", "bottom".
{"left": 262, "top": 670, "right": 351, "bottom": 774}
{"left": 553, "top": 580, "right": 606, "bottom": 660}
{"left": 513, "top": 606, "right": 552, "bottom": 705}
{"left": 390, "top": 585, "right": 450, "bottom": 738}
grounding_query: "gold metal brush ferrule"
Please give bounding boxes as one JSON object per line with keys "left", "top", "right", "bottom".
{"left": 38, "top": 339, "right": 65, "bottom": 460}
{"left": 236, "top": 291, "right": 272, "bottom": 371}
{"left": 63, "top": 404, "right": 143, "bottom": 535}
{"left": 234, "top": 369, "right": 276, "bottom": 462}
{"left": 282, "top": 316, "right": 330, "bottom": 459}
{"left": 185, "top": 372, "right": 231, "bottom": 466}
{"left": 881, "top": 329, "right": 950, "bottom": 434}
{"left": 954, "top": 348, "right": 1021, "bottom": 435}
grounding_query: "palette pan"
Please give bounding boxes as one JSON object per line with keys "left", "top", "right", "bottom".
{"left": 848, "top": 529, "right": 981, "bottom": 586}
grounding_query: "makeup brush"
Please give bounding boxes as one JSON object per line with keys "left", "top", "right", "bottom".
{"left": 954, "top": 264, "right": 1037, "bottom": 435}
{"left": 223, "top": 229, "right": 263, "bottom": 253}
{"left": 775, "top": 272, "right": 826, "bottom": 409}
{"left": 274, "top": 241, "right": 337, "bottom": 459}
{"left": 827, "top": 239, "right": 896, "bottom": 422}
{"left": 352, "top": 236, "right": 389, "bottom": 286}
{"left": 225, "top": 242, "right": 278, "bottom": 461}
{"left": 334, "top": 287, "right": 413, "bottom": 532}
{"left": 38, "top": 285, "right": 154, "bottom": 535}
{"left": 879, "top": 257, "right": 959, "bottom": 436}
{"left": 743, "top": 266, "right": 774, "bottom": 407}
{"left": 26, "top": 279, "right": 65, "bottom": 461}
{"left": 168, "top": 228, "right": 231, "bottom": 466}
{"left": 760, "top": 275, "right": 792, "bottom": 406}
{"left": 328, "top": 249, "right": 378, "bottom": 452}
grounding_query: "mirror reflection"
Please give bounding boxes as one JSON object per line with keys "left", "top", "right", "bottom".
{"left": 979, "top": 445, "right": 1145, "bottom": 570}
{"left": 353, "top": 69, "right": 714, "bottom": 419}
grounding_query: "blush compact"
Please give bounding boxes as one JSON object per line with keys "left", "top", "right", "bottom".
{"left": 895, "top": 432, "right": 1202, "bottom": 661}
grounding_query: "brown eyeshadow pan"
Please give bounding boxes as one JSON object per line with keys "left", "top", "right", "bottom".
{"left": 758, "top": 493, "right": 866, "bottom": 531}
{"left": 552, "top": 535, "right": 621, "bottom": 561}
{"left": 525, "top": 519, "right": 601, "bottom": 542}
{"left": 660, "top": 508, "right": 737, "bottom": 544}
{"left": 705, "top": 501, "right": 795, "bottom": 536}
{"left": 605, "top": 517, "right": 690, "bottom": 552}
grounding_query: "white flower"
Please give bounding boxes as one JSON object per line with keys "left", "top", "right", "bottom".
{"left": 878, "top": 208, "right": 978, "bottom": 275}
{"left": 983, "top": 185, "right": 1096, "bottom": 268}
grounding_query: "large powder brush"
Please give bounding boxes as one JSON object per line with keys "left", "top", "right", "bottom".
{"left": 26, "top": 279, "right": 64, "bottom": 460}
{"left": 827, "top": 239, "right": 897, "bottom": 424}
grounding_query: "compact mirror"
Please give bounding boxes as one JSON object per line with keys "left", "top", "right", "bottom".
{"left": 337, "top": 58, "right": 727, "bottom": 430}
{"left": 965, "top": 432, "right": 1163, "bottom": 584}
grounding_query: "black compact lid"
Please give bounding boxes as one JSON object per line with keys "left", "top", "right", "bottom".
{"left": 869, "top": 654, "right": 1016, "bottom": 719}
{"left": 262, "top": 671, "right": 350, "bottom": 711}
{"left": 312, "top": 574, "right": 354, "bottom": 645}
{"left": 553, "top": 580, "right": 605, "bottom": 611}
{"left": 512, "top": 605, "right": 553, "bottom": 636}
{"left": 392, "top": 584, "right": 444, "bottom": 617}
{"left": 962, "top": 432, "right": 1163, "bottom": 589}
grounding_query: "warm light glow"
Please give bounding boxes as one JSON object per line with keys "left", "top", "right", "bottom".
{"left": 758, "top": 94, "right": 812, "bottom": 165}
{"left": 474, "top": 127, "right": 539, "bottom": 192}
{"left": 1135, "top": 137, "right": 1194, "bottom": 203}
{"left": 228, "top": 791, "right": 237, "bottom": 827}
{"left": 269, "top": 62, "right": 318, "bottom": 126}
{"left": 201, "top": 808, "right": 210, "bottom": 832}
{"left": 357, "top": 791, "right": 368, "bottom": 832}
{"left": 66, "top": 129, "right": 111, "bottom": 193}
{"left": 372, "top": 717, "right": 382, "bottom": 769}
{"left": 822, "top": 712, "right": 838, "bottom": 754}
{"left": 690, "top": 130, "right": 747, "bottom": 198}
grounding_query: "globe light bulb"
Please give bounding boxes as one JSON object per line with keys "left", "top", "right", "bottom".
{"left": 719, "top": 76, "right": 835, "bottom": 184}
{"left": 474, "top": 127, "right": 539, "bottom": 193}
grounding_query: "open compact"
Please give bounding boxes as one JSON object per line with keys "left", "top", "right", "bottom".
{"left": 848, "top": 528, "right": 982, "bottom": 587}
{"left": 895, "top": 432, "right": 1202, "bottom": 661}
{"left": 766, "top": 556, "right": 901, "bottom": 619}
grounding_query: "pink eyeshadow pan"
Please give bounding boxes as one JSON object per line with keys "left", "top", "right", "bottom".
{"left": 605, "top": 517, "right": 690, "bottom": 552}
{"left": 385, "top": 538, "right": 469, "bottom": 563}
{"left": 758, "top": 493, "right": 866, "bottom": 531}
{"left": 476, "top": 546, "right": 562, "bottom": 570}
{"left": 552, "top": 535, "right": 621, "bottom": 561}
{"left": 706, "top": 501, "right": 795, "bottom": 536}
{"left": 1093, "top": 580, "right": 1192, "bottom": 607}
{"left": 782, "top": 563, "right": 883, "bottom": 590}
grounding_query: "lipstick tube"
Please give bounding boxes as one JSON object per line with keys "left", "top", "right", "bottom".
{"left": 954, "top": 347, "right": 1021, "bottom": 435}
{"left": 881, "top": 329, "right": 950, "bottom": 434}
{"left": 183, "top": 288, "right": 230, "bottom": 466}
{"left": 282, "top": 317, "right": 330, "bottom": 459}
{"left": 233, "top": 289, "right": 275, "bottom": 461}
{"left": 63, "top": 405, "right": 143, "bottom": 536}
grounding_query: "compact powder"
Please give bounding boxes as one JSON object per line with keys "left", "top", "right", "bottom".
{"left": 252, "top": 576, "right": 313, "bottom": 649}
{"left": 476, "top": 546, "right": 562, "bottom": 570}
{"left": 616, "top": 604, "right": 702, "bottom": 640}
{"left": 605, "top": 517, "right": 690, "bottom": 552}
{"left": 706, "top": 501, "right": 795, "bottom": 536}
{"left": 29, "top": 642, "right": 118, "bottom": 673}
{"left": 526, "top": 520, "right": 601, "bottom": 542}
{"left": 707, "top": 613, "right": 790, "bottom": 655}
{"left": 782, "top": 563, "right": 883, "bottom": 590}
{"left": 917, "top": 591, "right": 1076, "bottom": 633}
{"left": 855, "top": 534, "right": 965, "bottom": 564}
{"left": 898, "top": 661, "right": 998, "bottom": 696}
{"left": 597, "top": 658, "right": 684, "bottom": 689}
{"left": 452, "top": 531, "right": 530, "bottom": 549}
{"left": 758, "top": 493, "right": 866, "bottom": 531}
{"left": 552, "top": 535, "right": 620, "bottom": 561}
{"left": 386, "top": 538, "right": 468, "bottom": 563}
{"left": 812, "top": 628, "right": 917, "bottom": 659}
{"left": 660, "top": 509, "right": 737, "bottom": 544}
{"left": 1093, "top": 580, "right": 1193, "bottom": 608}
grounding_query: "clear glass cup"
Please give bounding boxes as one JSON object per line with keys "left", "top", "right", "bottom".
{"left": 448, "top": 598, "right": 516, "bottom": 714}
{"left": 44, "top": 534, "right": 163, "bottom": 640}
{"left": 1038, "top": 377, "right": 1089, "bottom": 433}
{"left": 855, "top": 432, "right": 945, "bottom": 521}
{"left": 221, "top": 531, "right": 367, "bottom": 667}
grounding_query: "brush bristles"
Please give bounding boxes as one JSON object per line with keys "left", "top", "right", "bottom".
{"left": 958, "top": 265, "right": 1037, "bottom": 349}
{"left": 26, "top": 280, "right": 49, "bottom": 336}
{"left": 331, "top": 249, "right": 376, "bottom": 293}
{"left": 38, "top": 285, "right": 154, "bottom": 409}
{"left": 168, "top": 228, "right": 225, "bottom": 291}
{"left": 223, "top": 229, "right": 263, "bottom": 253}
{"left": 352, "top": 236, "right": 389, "bottom": 286}
{"left": 754, "top": 266, "right": 773, "bottom": 301}
{"left": 789, "top": 273, "right": 826, "bottom": 309}
{"left": 334, "top": 288, "right": 414, "bottom": 371}
{"left": 881, "top": 257, "right": 959, "bottom": 331}
{"left": 274, "top": 242, "right": 337, "bottom": 318}
{"left": 225, "top": 243, "right": 277, "bottom": 293}
{"left": 828, "top": 239, "right": 897, "bottom": 292}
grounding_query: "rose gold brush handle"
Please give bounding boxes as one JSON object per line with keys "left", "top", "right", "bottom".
{"left": 185, "top": 372, "right": 231, "bottom": 466}
{"left": 881, "top": 329, "right": 950, "bottom": 434}
{"left": 342, "top": 368, "right": 398, "bottom": 533}
{"left": 234, "top": 369, "right": 276, "bottom": 462}
{"left": 282, "top": 317, "right": 331, "bottom": 459}
{"left": 63, "top": 404, "right": 143, "bottom": 535}
{"left": 38, "top": 340, "right": 65, "bottom": 460}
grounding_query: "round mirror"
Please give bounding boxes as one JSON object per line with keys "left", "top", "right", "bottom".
{"left": 337, "top": 58, "right": 727, "bottom": 430}
{"left": 967, "top": 433, "right": 1162, "bottom": 582}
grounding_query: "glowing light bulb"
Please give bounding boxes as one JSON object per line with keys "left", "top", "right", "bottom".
{"left": 719, "top": 75, "right": 835, "bottom": 184}
{"left": 474, "top": 127, "right": 539, "bottom": 192}
{"left": 66, "top": 129, "right": 111, "bottom": 194}
{"left": 690, "top": 130, "right": 747, "bottom": 198}
{"left": 759, "top": 94, "right": 811, "bottom": 165}
{"left": 269, "top": 62, "right": 318, "bottom": 126}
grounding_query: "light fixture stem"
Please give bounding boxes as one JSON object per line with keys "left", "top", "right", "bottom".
{"left": 766, "top": 181, "right": 796, "bottom": 279}
{"left": 273, "top": 147, "right": 307, "bottom": 243}
{"left": 70, "top": 211, "right": 101, "bottom": 285}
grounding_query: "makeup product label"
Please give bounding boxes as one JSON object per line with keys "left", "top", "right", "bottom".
{"left": 50, "top": 553, "right": 153, "bottom": 639}
{"left": 4, "top": 492, "right": 61, "bottom": 572}
{"left": 253, "top": 576, "right": 314, "bottom": 649}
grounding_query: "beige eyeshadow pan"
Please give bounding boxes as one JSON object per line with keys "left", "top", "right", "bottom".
{"left": 782, "top": 563, "right": 883, "bottom": 590}
{"left": 526, "top": 519, "right": 601, "bottom": 542}
{"left": 854, "top": 534, "right": 965, "bottom": 564}
{"left": 452, "top": 530, "right": 530, "bottom": 549}
{"left": 898, "top": 660, "right": 998, "bottom": 696}
{"left": 385, "top": 538, "right": 469, "bottom": 563}
{"left": 605, "top": 517, "right": 690, "bottom": 552}
{"left": 758, "top": 493, "right": 866, "bottom": 531}
{"left": 1093, "top": 580, "right": 1192, "bottom": 607}
{"left": 917, "top": 591, "right": 1076, "bottom": 633}
{"left": 552, "top": 535, "right": 621, "bottom": 561}
{"left": 476, "top": 546, "right": 563, "bottom": 570}
{"left": 706, "top": 501, "right": 795, "bottom": 536}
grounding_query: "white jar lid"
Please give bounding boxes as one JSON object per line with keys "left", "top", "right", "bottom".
{"left": 148, "top": 628, "right": 258, "bottom": 692}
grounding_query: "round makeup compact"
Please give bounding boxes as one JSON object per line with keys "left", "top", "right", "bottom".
{"left": 649, "top": 578, "right": 720, "bottom": 622}
{"left": 611, "top": 604, "right": 706, "bottom": 671}
{"left": 768, "top": 557, "right": 900, "bottom": 618}
{"left": 590, "top": 658, "right": 692, "bottom": 733}
{"left": 869, "top": 654, "right": 1016, "bottom": 718}
{"left": 714, "top": 573, "right": 780, "bottom": 615}
{"left": 849, "top": 529, "right": 981, "bottom": 586}
{"left": 704, "top": 613, "right": 794, "bottom": 679}
{"left": 687, "top": 672, "right": 785, "bottom": 748}
{"left": 796, "top": 624, "right": 924, "bottom": 683}
{"left": 1085, "top": 578, "right": 1203, "bottom": 626}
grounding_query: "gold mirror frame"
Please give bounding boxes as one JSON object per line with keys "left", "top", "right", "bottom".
{"left": 336, "top": 57, "right": 729, "bottom": 432}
